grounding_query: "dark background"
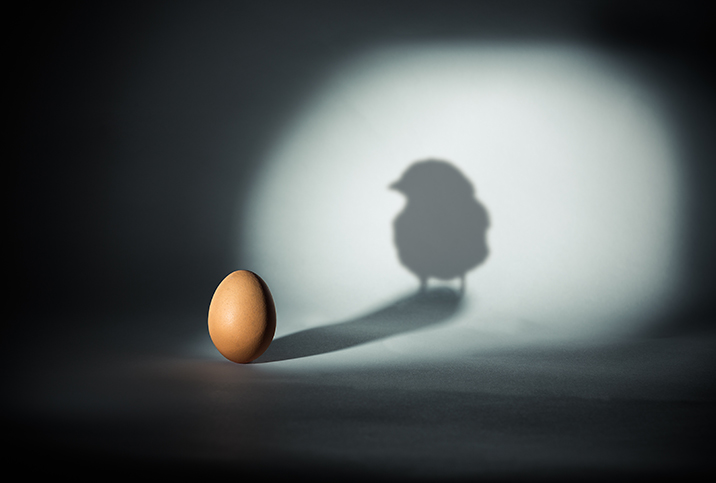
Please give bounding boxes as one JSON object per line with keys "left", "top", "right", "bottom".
{"left": 9, "top": 1, "right": 716, "bottom": 479}
{"left": 13, "top": 0, "right": 715, "bottom": 322}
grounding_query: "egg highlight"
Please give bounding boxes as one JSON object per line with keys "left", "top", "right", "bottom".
{"left": 208, "top": 270, "right": 276, "bottom": 363}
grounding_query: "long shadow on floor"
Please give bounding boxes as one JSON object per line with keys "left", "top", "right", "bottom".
{"left": 255, "top": 287, "right": 462, "bottom": 363}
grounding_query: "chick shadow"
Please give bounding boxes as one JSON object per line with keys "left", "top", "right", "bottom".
{"left": 390, "top": 159, "right": 490, "bottom": 292}
{"left": 254, "top": 287, "right": 462, "bottom": 363}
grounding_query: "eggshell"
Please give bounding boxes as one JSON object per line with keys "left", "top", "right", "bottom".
{"left": 208, "top": 270, "right": 276, "bottom": 363}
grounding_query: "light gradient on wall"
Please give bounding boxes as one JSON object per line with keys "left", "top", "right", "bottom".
{"left": 238, "top": 43, "right": 684, "bottom": 351}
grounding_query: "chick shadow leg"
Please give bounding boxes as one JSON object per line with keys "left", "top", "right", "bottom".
{"left": 419, "top": 276, "right": 428, "bottom": 294}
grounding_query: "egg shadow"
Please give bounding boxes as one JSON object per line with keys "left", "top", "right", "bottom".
{"left": 254, "top": 288, "right": 462, "bottom": 363}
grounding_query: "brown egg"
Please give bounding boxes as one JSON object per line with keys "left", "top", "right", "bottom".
{"left": 208, "top": 270, "right": 276, "bottom": 363}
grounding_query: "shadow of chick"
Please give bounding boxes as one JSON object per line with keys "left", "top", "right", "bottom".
{"left": 391, "top": 159, "right": 490, "bottom": 294}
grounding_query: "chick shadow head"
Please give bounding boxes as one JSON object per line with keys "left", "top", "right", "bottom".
{"left": 390, "top": 159, "right": 475, "bottom": 202}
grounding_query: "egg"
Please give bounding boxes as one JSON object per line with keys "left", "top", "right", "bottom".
{"left": 208, "top": 270, "right": 276, "bottom": 363}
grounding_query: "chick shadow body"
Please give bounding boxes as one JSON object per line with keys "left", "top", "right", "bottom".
{"left": 255, "top": 288, "right": 461, "bottom": 363}
{"left": 391, "top": 160, "right": 490, "bottom": 292}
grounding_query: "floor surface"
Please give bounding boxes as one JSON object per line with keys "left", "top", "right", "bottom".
{"left": 6, "top": 298, "right": 716, "bottom": 481}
